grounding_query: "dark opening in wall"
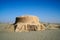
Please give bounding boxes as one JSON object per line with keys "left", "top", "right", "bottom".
{"left": 27, "top": 25, "right": 37, "bottom": 31}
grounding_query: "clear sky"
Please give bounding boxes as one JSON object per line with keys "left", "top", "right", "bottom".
{"left": 0, "top": 0, "right": 60, "bottom": 23}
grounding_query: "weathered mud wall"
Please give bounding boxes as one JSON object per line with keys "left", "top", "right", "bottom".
{"left": 14, "top": 16, "right": 39, "bottom": 24}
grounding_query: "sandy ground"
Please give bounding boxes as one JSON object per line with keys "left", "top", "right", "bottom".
{"left": 0, "top": 29, "right": 60, "bottom": 40}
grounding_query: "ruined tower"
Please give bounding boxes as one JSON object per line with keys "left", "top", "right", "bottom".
{"left": 14, "top": 15, "right": 45, "bottom": 32}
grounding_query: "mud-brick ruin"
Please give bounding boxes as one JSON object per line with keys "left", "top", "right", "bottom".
{"left": 14, "top": 15, "right": 45, "bottom": 32}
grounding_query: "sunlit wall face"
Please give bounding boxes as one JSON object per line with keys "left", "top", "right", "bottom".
{"left": 0, "top": 0, "right": 60, "bottom": 23}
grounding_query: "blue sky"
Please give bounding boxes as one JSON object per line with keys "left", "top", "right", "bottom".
{"left": 0, "top": 0, "right": 60, "bottom": 23}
